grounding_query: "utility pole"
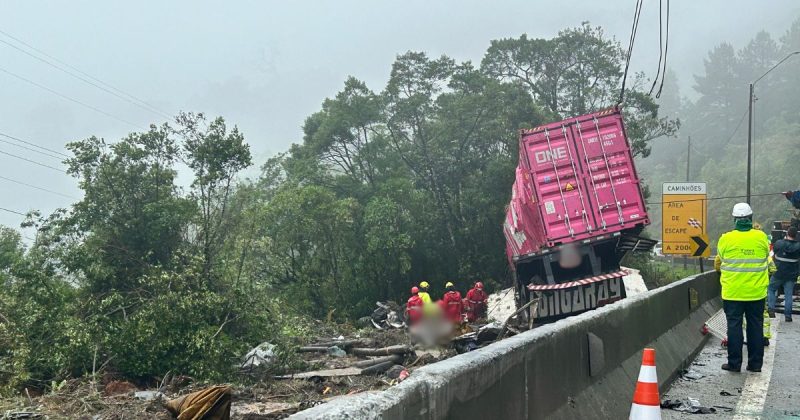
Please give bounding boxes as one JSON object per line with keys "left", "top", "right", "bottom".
{"left": 746, "top": 83, "right": 753, "bottom": 204}
{"left": 685, "top": 136, "right": 690, "bottom": 270}
{"left": 686, "top": 136, "right": 691, "bottom": 182}
{"left": 746, "top": 51, "right": 800, "bottom": 204}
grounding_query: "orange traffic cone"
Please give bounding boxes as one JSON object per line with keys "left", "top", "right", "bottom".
{"left": 629, "top": 348, "right": 661, "bottom": 420}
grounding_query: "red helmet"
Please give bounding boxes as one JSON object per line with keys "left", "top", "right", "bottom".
{"left": 475, "top": 282, "right": 484, "bottom": 289}
{"left": 411, "top": 286, "right": 419, "bottom": 294}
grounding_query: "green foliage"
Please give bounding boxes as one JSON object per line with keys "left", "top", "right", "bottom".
{"left": 643, "top": 17, "right": 800, "bottom": 247}
{"left": 481, "top": 22, "right": 679, "bottom": 157}
{"left": 88, "top": 258, "right": 278, "bottom": 381}
{"left": 622, "top": 253, "right": 699, "bottom": 289}
{"left": 1, "top": 20, "right": 683, "bottom": 393}
{"left": 0, "top": 115, "right": 293, "bottom": 391}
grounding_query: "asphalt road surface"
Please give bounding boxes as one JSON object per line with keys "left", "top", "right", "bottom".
{"left": 662, "top": 316, "right": 800, "bottom": 419}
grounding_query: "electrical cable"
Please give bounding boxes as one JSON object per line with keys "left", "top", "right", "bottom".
{"left": 655, "top": 0, "right": 670, "bottom": 98}
{"left": 0, "top": 207, "right": 26, "bottom": 216}
{"left": 0, "top": 28, "right": 173, "bottom": 118}
{"left": 721, "top": 109, "right": 749, "bottom": 148}
{"left": 649, "top": 0, "right": 664, "bottom": 96}
{"left": 0, "top": 131, "right": 69, "bottom": 157}
{"left": 0, "top": 36, "right": 172, "bottom": 120}
{"left": 619, "top": 0, "right": 644, "bottom": 105}
{"left": 646, "top": 191, "right": 785, "bottom": 206}
{"left": 0, "top": 66, "right": 142, "bottom": 129}
{"left": 0, "top": 148, "right": 67, "bottom": 172}
{"left": 0, "top": 136, "right": 64, "bottom": 160}
{"left": 0, "top": 175, "right": 76, "bottom": 199}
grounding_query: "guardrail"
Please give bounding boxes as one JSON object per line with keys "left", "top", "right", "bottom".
{"left": 291, "top": 271, "right": 722, "bottom": 419}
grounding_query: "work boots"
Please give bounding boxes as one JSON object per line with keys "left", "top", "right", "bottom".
{"left": 721, "top": 364, "right": 740, "bottom": 372}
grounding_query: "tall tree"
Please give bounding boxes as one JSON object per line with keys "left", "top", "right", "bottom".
{"left": 176, "top": 113, "right": 253, "bottom": 285}
{"left": 481, "top": 22, "right": 677, "bottom": 158}
{"left": 63, "top": 125, "right": 193, "bottom": 292}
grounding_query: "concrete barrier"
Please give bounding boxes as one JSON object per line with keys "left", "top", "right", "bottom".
{"left": 292, "top": 272, "right": 722, "bottom": 419}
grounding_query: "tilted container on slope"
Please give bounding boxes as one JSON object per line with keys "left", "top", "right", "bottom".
{"left": 504, "top": 107, "right": 656, "bottom": 322}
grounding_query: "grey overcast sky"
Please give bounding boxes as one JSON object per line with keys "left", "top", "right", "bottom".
{"left": 2, "top": 1, "right": 799, "bottom": 231}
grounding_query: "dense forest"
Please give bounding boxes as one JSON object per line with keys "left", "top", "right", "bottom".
{"left": 643, "top": 18, "right": 800, "bottom": 243}
{"left": 2, "top": 17, "right": 798, "bottom": 392}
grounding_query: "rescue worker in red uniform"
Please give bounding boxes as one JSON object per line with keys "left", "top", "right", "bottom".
{"left": 405, "top": 286, "right": 423, "bottom": 325}
{"left": 441, "top": 282, "right": 463, "bottom": 324}
{"left": 465, "top": 281, "right": 488, "bottom": 322}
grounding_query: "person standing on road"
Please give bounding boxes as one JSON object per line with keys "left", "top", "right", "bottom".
{"left": 714, "top": 203, "right": 770, "bottom": 373}
{"left": 768, "top": 226, "right": 800, "bottom": 322}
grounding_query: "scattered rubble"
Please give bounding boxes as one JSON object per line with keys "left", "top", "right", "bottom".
{"left": 242, "top": 342, "right": 277, "bottom": 369}
{"left": 661, "top": 398, "right": 717, "bottom": 414}
{"left": 0, "top": 288, "right": 529, "bottom": 419}
{"left": 680, "top": 369, "right": 705, "bottom": 380}
{"left": 231, "top": 401, "right": 298, "bottom": 418}
{"left": 370, "top": 301, "right": 405, "bottom": 329}
{"left": 134, "top": 390, "right": 166, "bottom": 401}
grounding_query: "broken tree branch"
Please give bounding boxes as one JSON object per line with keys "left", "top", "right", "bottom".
{"left": 349, "top": 345, "right": 413, "bottom": 357}
{"left": 310, "top": 339, "right": 365, "bottom": 349}
{"left": 351, "top": 355, "right": 402, "bottom": 368}
{"left": 297, "top": 347, "right": 331, "bottom": 353}
{"left": 360, "top": 360, "right": 395, "bottom": 375}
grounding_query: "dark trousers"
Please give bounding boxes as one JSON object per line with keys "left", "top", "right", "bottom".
{"left": 723, "top": 299, "right": 765, "bottom": 369}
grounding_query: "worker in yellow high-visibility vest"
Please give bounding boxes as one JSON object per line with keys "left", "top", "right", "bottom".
{"left": 714, "top": 203, "right": 770, "bottom": 373}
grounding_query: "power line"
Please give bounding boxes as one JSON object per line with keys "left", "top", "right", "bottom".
{"left": 0, "top": 148, "right": 66, "bottom": 173}
{"left": 0, "top": 65, "right": 142, "bottom": 129}
{"left": 646, "top": 191, "right": 784, "bottom": 206}
{"left": 0, "top": 207, "right": 26, "bottom": 216}
{"left": 0, "top": 28, "right": 172, "bottom": 118}
{"left": 619, "top": 0, "right": 644, "bottom": 104}
{"left": 0, "top": 132, "right": 70, "bottom": 158}
{"left": 721, "top": 109, "right": 749, "bottom": 148}
{"left": 0, "top": 34, "right": 172, "bottom": 119}
{"left": 655, "top": 0, "right": 670, "bottom": 98}
{"left": 0, "top": 175, "right": 76, "bottom": 199}
{"left": 0, "top": 136, "right": 64, "bottom": 160}
{"left": 648, "top": 0, "right": 664, "bottom": 96}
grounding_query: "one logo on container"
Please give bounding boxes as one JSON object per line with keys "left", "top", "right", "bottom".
{"left": 534, "top": 147, "right": 567, "bottom": 164}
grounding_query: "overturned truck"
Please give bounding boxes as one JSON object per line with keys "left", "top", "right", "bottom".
{"left": 504, "top": 108, "right": 655, "bottom": 323}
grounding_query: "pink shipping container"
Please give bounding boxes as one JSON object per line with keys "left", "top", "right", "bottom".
{"left": 504, "top": 108, "right": 655, "bottom": 322}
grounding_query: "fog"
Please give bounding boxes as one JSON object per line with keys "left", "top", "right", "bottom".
{"left": 2, "top": 0, "right": 798, "bottom": 230}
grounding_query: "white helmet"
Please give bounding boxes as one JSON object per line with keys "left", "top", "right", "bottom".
{"left": 732, "top": 202, "right": 753, "bottom": 217}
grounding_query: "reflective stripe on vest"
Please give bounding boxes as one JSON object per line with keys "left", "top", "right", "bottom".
{"left": 720, "top": 265, "right": 768, "bottom": 272}
{"left": 721, "top": 258, "right": 767, "bottom": 264}
{"left": 775, "top": 255, "right": 800, "bottom": 263}
{"left": 720, "top": 256, "right": 768, "bottom": 273}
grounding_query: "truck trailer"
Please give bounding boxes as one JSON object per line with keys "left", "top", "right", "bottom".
{"left": 503, "top": 107, "right": 656, "bottom": 323}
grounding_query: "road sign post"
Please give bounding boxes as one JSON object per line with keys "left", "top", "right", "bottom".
{"left": 662, "top": 182, "right": 710, "bottom": 258}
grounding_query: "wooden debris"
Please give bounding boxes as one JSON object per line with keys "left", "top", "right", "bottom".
{"left": 231, "top": 401, "right": 298, "bottom": 417}
{"left": 349, "top": 345, "right": 413, "bottom": 357}
{"left": 297, "top": 346, "right": 331, "bottom": 353}
{"left": 275, "top": 367, "right": 363, "bottom": 379}
{"left": 360, "top": 360, "right": 395, "bottom": 375}
{"left": 351, "top": 355, "right": 402, "bottom": 368}
{"left": 310, "top": 339, "right": 365, "bottom": 348}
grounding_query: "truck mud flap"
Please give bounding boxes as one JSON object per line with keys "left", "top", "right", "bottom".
{"left": 531, "top": 276, "right": 626, "bottom": 323}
